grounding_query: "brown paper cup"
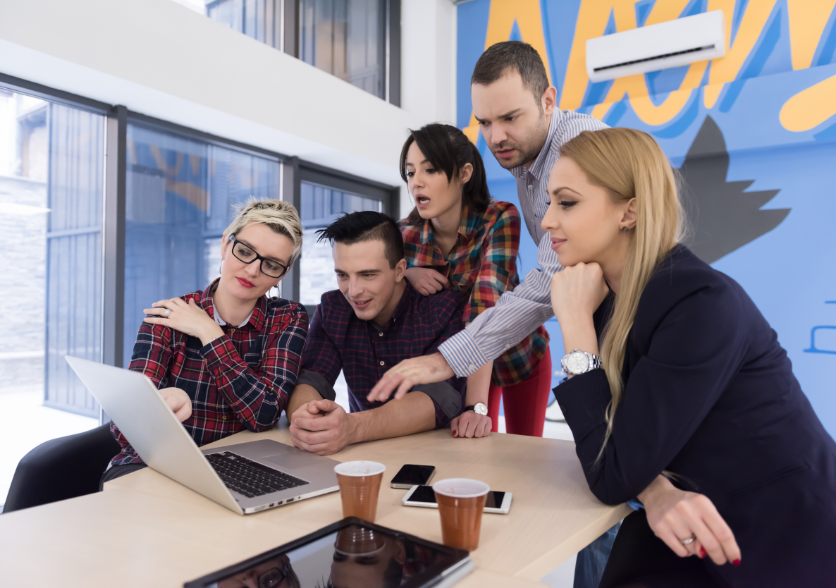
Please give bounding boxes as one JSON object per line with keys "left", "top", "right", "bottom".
{"left": 433, "top": 478, "right": 489, "bottom": 551}
{"left": 334, "top": 461, "right": 386, "bottom": 522}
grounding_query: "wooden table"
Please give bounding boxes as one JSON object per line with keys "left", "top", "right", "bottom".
{"left": 0, "top": 427, "right": 629, "bottom": 587}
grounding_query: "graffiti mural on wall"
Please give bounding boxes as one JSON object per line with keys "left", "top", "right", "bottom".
{"left": 677, "top": 116, "right": 789, "bottom": 264}
{"left": 457, "top": 0, "right": 836, "bottom": 434}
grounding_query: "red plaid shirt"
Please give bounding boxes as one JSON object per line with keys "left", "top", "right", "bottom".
{"left": 399, "top": 200, "right": 549, "bottom": 386}
{"left": 110, "top": 280, "right": 308, "bottom": 466}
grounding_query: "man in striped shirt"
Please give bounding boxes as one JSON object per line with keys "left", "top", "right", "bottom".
{"left": 368, "top": 42, "right": 615, "bottom": 588}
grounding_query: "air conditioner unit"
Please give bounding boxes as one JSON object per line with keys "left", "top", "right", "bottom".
{"left": 586, "top": 10, "right": 725, "bottom": 83}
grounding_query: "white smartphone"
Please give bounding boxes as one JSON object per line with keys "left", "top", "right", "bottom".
{"left": 402, "top": 484, "right": 513, "bottom": 514}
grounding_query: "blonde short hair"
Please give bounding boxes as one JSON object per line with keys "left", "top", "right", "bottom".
{"left": 223, "top": 199, "right": 303, "bottom": 266}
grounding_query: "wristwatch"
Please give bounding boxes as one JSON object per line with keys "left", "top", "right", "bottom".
{"left": 560, "top": 349, "right": 602, "bottom": 376}
{"left": 463, "top": 402, "right": 488, "bottom": 416}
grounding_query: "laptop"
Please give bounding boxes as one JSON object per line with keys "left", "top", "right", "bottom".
{"left": 184, "top": 517, "right": 474, "bottom": 588}
{"left": 66, "top": 356, "right": 340, "bottom": 515}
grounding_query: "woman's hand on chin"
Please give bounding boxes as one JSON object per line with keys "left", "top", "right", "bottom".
{"left": 144, "top": 297, "right": 224, "bottom": 345}
{"left": 550, "top": 262, "right": 609, "bottom": 327}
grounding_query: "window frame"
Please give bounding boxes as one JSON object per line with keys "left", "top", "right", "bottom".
{"left": 0, "top": 73, "right": 400, "bottom": 424}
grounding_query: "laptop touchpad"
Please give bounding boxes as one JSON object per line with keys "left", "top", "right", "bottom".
{"left": 261, "top": 453, "right": 319, "bottom": 470}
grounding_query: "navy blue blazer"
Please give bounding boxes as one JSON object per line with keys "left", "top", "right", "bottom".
{"left": 555, "top": 245, "right": 836, "bottom": 587}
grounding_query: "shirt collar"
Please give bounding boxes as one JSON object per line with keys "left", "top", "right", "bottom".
{"left": 375, "top": 281, "right": 417, "bottom": 331}
{"left": 202, "top": 279, "right": 267, "bottom": 332}
{"left": 417, "top": 205, "right": 478, "bottom": 246}
{"left": 510, "top": 110, "right": 560, "bottom": 180}
{"left": 459, "top": 204, "right": 481, "bottom": 239}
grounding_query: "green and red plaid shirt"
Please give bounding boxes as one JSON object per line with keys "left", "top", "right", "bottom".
{"left": 399, "top": 200, "right": 549, "bottom": 386}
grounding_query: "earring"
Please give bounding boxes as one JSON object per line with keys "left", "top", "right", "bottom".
{"left": 218, "top": 258, "right": 224, "bottom": 275}
{"left": 621, "top": 226, "right": 630, "bottom": 233}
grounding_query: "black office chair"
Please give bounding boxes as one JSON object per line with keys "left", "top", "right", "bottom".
{"left": 3, "top": 423, "right": 119, "bottom": 514}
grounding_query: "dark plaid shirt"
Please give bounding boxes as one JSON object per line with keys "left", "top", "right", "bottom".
{"left": 300, "top": 283, "right": 467, "bottom": 428}
{"left": 110, "top": 281, "right": 308, "bottom": 466}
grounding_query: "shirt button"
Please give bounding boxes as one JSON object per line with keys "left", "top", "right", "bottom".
{"left": 378, "top": 332, "right": 383, "bottom": 337}
{"left": 527, "top": 184, "right": 533, "bottom": 189}
{"left": 379, "top": 361, "right": 385, "bottom": 366}
{"left": 222, "top": 415, "right": 227, "bottom": 421}
{"left": 468, "top": 363, "right": 476, "bottom": 371}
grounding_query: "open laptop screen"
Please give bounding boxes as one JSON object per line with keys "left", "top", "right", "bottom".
{"left": 185, "top": 518, "right": 470, "bottom": 588}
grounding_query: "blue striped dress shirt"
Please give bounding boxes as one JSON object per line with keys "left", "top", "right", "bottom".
{"left": 439, "top": 109, "right": 608, "bottom": 377}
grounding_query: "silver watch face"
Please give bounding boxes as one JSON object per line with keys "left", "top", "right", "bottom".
{"left": 474, "top": 403, "right": 488, "bottom": 416}
{"left": 565, "top": 351, "right": 589, "bottom": 375}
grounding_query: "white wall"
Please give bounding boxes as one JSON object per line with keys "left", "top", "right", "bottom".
{"left": 400, "top": 0, "right": 457, "bottom": 125}
{"left": 398, "top": 0, "right": 457, "bottom": 218}
{"left": 0, "top": 0, "right": 453, "bottom": 189}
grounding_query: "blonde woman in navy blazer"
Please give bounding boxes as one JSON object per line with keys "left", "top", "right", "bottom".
{"left": 543, "top": 127, "right": 836, "bottom": 587}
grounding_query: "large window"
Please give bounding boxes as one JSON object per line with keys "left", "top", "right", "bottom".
{"left": 0, "top": 73, "right": 399, "bottom": 509}
{"left": 123, "top": 122, "right": 281, "bottom": 366}
{"left": 0, "top": 88, "right": 105, "bottom": 504}
{"left": 299, "top": 0, "right": 387, "bottom": 99}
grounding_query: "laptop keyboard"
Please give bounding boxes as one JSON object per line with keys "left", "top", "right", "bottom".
{"left": 206, "top": 451, "right": 309, "bottom": 498}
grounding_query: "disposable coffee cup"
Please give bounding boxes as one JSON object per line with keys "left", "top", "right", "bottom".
{"left": 433, "top": 478, "right": 490, "bottom": 551}
{"left": 334, "top": 461, "right": 386, "bottom": 522}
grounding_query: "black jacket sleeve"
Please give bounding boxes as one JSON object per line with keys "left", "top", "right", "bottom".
{"left": 555, "top": 279, "right": 748, "bottom": 505}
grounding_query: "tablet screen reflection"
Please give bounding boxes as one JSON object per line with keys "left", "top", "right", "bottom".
{"left": 217, "top": 554, "right": 299, "bottom": 588}
{"left": 212, "top": 524, "right": 438, "bottom": 588}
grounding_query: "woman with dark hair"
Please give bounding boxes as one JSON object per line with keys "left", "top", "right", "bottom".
{"left": 398, "top": 123, "right": 552, "bottom": 438}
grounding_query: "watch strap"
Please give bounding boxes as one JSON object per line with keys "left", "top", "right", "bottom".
{"left": 463, "top": 404, "right": 487, "bottom": 414}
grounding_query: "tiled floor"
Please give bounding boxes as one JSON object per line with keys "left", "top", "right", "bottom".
{"left": 0, "top": 386, "right": 98, "bottom": 507}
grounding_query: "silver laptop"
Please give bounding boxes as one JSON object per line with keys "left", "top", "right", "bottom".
{"left": 66, "top": 356, "right": 339, "bottom": 515}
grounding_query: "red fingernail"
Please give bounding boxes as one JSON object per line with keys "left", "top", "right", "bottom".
{"left": 732, "top": 559, "right": 741, "bottom": 566}
{"left": 452, "top": 430, "right": 457, "bottom": 437}
{"left": 699, "top": 547, "right": 706, "bottom": 559}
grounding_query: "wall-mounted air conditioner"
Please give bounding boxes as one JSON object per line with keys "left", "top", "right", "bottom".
{"left": 586, "top": 10, "right": 725, "bottom": 83}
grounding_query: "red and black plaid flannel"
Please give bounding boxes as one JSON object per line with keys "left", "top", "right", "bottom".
{"left": 301, "top": 283, "right": 467, "bottom": 428}
{"left": 110, "top": 281, "right": 308, "bottom": 466}
{"left": 399, "top": 200, "right": 550, "bottom": 387}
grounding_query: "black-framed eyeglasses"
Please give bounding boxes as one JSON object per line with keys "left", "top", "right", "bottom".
{"left": 257, "top": 564, "right": 287, "bottom": 588}
{"left": 229, "top": 234, "right": 289, "bottom": 279}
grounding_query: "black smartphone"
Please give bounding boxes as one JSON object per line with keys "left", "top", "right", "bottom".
{"left": 390, "top": 464, "right": 436, "bottom": 489}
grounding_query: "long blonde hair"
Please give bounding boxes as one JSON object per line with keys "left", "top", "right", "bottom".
{"left": 559, "top": 128, "right": 685, "bottom": 456}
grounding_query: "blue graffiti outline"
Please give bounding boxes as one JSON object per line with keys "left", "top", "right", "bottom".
{"left": 804, "top": 301, "right": 836, "bottom": 355}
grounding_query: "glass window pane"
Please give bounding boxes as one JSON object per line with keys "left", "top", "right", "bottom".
{"left": 196, "top": 0, "right": 278, "bottom": 49}
{"left": 123, "top": 123, "right": 280, "bottom": 367}
{"left": 299, "top": 0, "right": 386, "bottom": 99}
{"left": 0, "top": 89, "right": 104, "bottom": 505}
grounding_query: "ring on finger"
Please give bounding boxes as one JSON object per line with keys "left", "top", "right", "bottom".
{"left": 680, "top": 534, "right": 696, "bottom": 546}
{"left": 163, "top": 309, "right": 171, "bottom": 317}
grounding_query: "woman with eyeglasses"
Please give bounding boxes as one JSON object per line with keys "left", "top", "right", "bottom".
{"left": 102, "top": 199, "right": 308, "bottom": 486}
